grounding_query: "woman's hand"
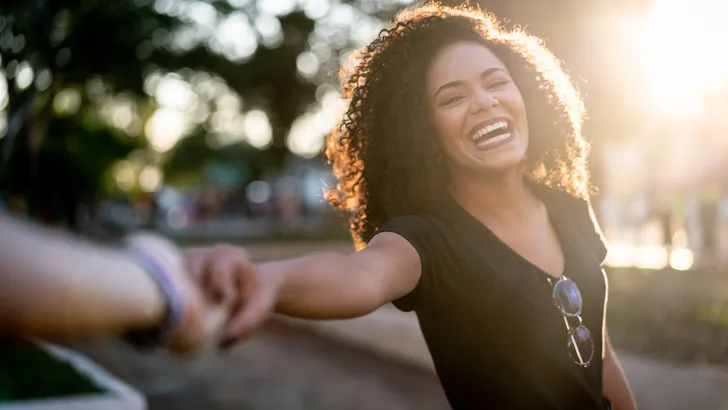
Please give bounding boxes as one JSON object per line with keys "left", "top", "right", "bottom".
{"left": 184, "top": 244, "right": 280, "bottom": 349}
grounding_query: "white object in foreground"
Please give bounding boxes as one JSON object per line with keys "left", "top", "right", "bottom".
{"left": 3, "top": 341, "right": 146, "bottom": 410}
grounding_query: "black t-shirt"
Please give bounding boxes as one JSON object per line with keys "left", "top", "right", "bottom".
{"left": 374, "top": 182, "right": 609, "bottom": 410}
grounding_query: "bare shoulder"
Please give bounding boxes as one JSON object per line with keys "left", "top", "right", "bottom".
{"left": 349, "top": 231, "right": 423, "bottom": 305}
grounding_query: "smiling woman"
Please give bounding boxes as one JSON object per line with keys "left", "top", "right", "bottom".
{"left": 326, "top": 5, "right": 590, "bottom": 248}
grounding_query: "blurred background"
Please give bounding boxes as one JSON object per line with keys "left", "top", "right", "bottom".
{"left": 2, "top": 0, "right": 728, "bottom": 409}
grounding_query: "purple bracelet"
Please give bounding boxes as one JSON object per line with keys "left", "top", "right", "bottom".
{"left": 124, "top": 235, "right": 193, "bottom": 348}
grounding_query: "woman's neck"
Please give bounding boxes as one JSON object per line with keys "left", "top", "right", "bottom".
{"left": 449, "top": 168, "right": 537, "bottom": 224}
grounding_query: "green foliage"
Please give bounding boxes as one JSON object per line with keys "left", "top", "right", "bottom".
{"left": 0, "top": 0, "right": 357, "bottom": 222}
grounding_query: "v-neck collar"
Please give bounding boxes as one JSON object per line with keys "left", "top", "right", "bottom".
{"left": 437, "top": 178, "right": 572, "bottom": 280}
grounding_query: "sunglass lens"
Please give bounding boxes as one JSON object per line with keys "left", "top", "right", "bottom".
{"left": 567, "top": 325, "right": 594, "bottom": 366}
{"left": 553, "top": 277, "right": 582, "bottom": 316}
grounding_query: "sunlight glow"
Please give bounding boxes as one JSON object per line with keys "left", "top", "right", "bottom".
{"left": 605, "top": 242, "right": 695, "bottom": 271}
{"left": 302, "top": 0, "right": 330, "bottom": 19}
{"left": 145, "top": 108, "right": 188, "bottom": 152}
{"left": 53, "top": 89, "right": 81, "bottom": 116}
{"left": 604, "top": 243, "right": 636, "bottom": 268}
{"left": 139, "top": 165, "right": 163, "bottom": 192}
{"left": 286, "top": 90, "right": 344, "bottom": 158}
{"left": 35, "top": 69, "right": 52, "bottom": 91}
{"left": 255, "top": 14, "right": 284, "bottom": 48}
{"left": 0, "top": 73, "right": 8, "bottom": 111}
{"left": 257, "top": 0, "right": 296, "bottom": 17}
{"left": 0, "top": 113, "right": 7, "bottom": 138}
{"left": 669, "top": 248, "right": 694, "bottom": 271}
{"left": 155, "top": 75, "right": 197, "bottom": 111}
{"left": 244, "top": 110, "right": 273, "bottom": 149}
{"left": 14, "top": 62, "right": 34, "bottom": 90}
{"left": 113, "top": 160, "right": 137, "bottom": 191}
{"left": 212, "top": 12, "right": 258, "bottom": 62}
{"left": 296, "top": 51, "right": 319, "bottom": 79}
{"left": 643, "top": 0, "right": 728, "bottom": 118}
{"left": 634, "top": 245, "right": 669, "bottom": 270}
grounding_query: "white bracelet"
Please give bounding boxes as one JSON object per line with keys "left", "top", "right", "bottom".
{"left": 123, "top": 233, "right": 192, "bottom": 348}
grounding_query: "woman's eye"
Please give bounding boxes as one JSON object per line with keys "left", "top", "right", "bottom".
{"left": 488, "top": 80, "right": 509, "bottom": 89}
{"left": 442, "top": 96, "right": 464, "bottom": 106}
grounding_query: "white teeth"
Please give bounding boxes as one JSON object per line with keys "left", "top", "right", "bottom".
{"left": 472, "top": 121, "right": 509, "bottom": 140}
{"left": 476, "top": 132, "right": 512, "bottom": 147}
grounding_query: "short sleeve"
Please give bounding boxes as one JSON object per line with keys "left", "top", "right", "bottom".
{"left": 371, "top": 214, "right": 437, "bottom": 312}
{"left": 585, "top": 201, "right": 609, "bottom": 265}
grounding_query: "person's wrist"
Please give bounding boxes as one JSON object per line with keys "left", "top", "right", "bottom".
{"left": 129, "top": 259, "right": 168, "bottom": 329}
{"left": 122, "top": 233, "right": 194, "bottom": 349}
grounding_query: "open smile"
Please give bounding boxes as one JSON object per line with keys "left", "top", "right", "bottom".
{"left": 468, "top": 118, "right": 515, "bottom": 151}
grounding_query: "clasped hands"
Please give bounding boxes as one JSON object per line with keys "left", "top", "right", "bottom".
{"left": 139, "top": 240, "right": 274, "bottom": 355}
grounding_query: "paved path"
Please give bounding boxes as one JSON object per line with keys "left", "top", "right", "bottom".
{"left": 146, "top": 323, "right": 449, "bottom": 410}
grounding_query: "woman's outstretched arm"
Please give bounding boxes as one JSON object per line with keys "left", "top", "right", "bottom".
{"left": 184, "top": 232, "right": 422, "bottom": 344}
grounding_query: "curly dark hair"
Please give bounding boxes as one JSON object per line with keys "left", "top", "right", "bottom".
{"left": 325, "top": 3, "right": 591, "bottom": 250}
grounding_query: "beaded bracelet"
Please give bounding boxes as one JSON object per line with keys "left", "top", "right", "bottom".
{"left": 122, "top": 233, "right": 193, "bottom": 350}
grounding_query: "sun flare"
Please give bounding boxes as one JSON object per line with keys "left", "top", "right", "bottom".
{"left": 643, "top": 0, "right": 728, "bottom": 118}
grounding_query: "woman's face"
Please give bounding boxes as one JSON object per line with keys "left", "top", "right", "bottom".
{"left": 426, "top": 41, "right": 529, "bottom": 175}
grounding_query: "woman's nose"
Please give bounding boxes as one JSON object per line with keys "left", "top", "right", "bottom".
{"left": 469, "top": 90, "right": 498, "bottom": 114}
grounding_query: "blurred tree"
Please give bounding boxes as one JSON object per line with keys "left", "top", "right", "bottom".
{"left": 0, "top": 0, "right": 411, "bottom": 227}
